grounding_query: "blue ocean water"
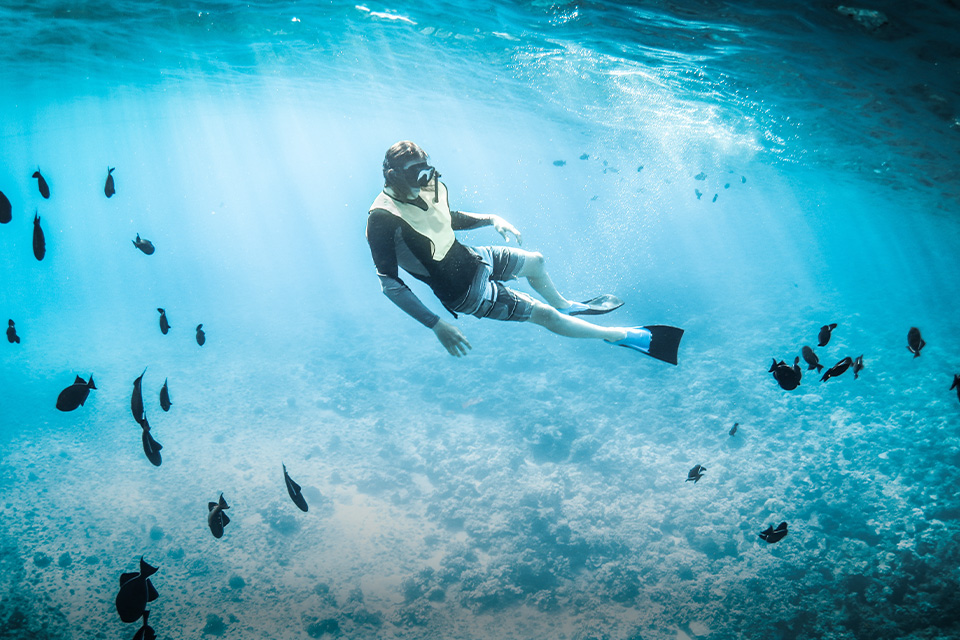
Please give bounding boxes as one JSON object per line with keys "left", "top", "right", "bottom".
{"left": 1, "top": 1, "right": 959, "bottom": 638}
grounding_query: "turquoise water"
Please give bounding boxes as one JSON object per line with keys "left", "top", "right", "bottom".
{"left": 1, "top": 2, "right": 959, "bottom": 639}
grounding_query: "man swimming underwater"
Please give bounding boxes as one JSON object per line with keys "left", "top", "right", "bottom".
{"left": 365, "top": 140, "right": 682, "bottom": 363}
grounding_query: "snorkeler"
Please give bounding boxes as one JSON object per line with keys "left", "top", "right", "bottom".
{"left": 365, "top": 140, "right": 683, "bottom": 364}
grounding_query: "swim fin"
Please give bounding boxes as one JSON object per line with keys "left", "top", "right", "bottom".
{"left": 560, "top": 294, "right": 624, "bottom": 316}
{"left": 608, "top": 325, "right": 684, "bottom": 365}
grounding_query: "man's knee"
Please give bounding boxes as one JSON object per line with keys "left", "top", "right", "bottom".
{"left": 521, "top": 251, "right": 545, "bottom": 278}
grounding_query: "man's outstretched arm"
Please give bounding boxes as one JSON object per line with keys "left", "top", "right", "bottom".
{"left": 451, "top": 210, "right": 522, "bottom": 245}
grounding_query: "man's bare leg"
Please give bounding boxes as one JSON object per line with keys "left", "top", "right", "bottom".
{"left": 528, "top": 302, "right": 629, "bottom": 341}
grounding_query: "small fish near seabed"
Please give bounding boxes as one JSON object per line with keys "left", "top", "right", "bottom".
{"left": 196, "top": 324, "right": 205, "bottom": 346}
{"left": 769, "top": 357, "right": 802, "bottom": 391}
{"left": 104, "top": 167, "right": 116, "bottom": 198}
{"left": 160, "top": 379, "right": 171, "bottom": 412}
{"left": 133, "top": 234, "right": 155, "bottom": 255}
{"left": 208, "top": 494, "right": 231, "bottom": 538}
{"left": 852, "top": 355, "right": 864, "bottom": 379}
{"left": 818, "top": 323, "right": 837, "bottom": 347}
{"left": 0, "top": 189, "right": 11, "bottom": 223}
{"left": 56, "top": 375, "right": 96, "bottom": 411}
{"left": 157, "top": 308, "right": 171, "bottom": 335}
{"left": 133, "top": 610, "right": 155, "bottom": 640}
{"left": 821, "top": 357, "right": 853, "bottom": 382}
{"left": 131, "top": 368, "right": 147, "bottom": 426}
{"left": 907, "top": 327, "right": 925, "bottom": 357}
{"left": 32, "top": 169, "right": 50, "bottom": 199}
{"left": 801, "top": 346, "right": 823, "bottom": 373}
{"left": 33, "top": 212, "right": 45, "bottom": 261}
{"left": 7, "top": 319, "right": 20, "bottom": 344}
{"left": 729, "top": 422, "right": 738, "bottom": 436}
{"left": 686, "top": 464, "right": 706, "bottom": 483}
{"left": 759, "top": 521, "right": 788, "bottom": 543}
{"left": 141, "top": 422, "right": 162, "bottom": 467}
{"left": 283, "top": 463, "right": 309, "bottom": 512}
{"left": 950, "top": 375, "right": 960, "bottom": 404}
{"left": 115, "top": 556, "right": 159, "bottom": 623}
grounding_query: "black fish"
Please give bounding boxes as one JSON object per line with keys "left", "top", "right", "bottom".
{"left": 104, "top": 167, "right": 116, "bottom": 198}
{"left": 7, "top": 319, "right": 20, "bottom": 344}
{"left": 157, "top": 308, "right": 171, "bottom": 335}
{"left": 133, "top": 234, "right": 155, "bottom": 255}
{"left": 951, "top": 375, "right": 960, "bottom": 403}
{"left": 133, "top": 610, "right": 155, "bottom": 640}
{"left": 141, "top": 422, "right": 162, "bottom": 467}
{"left": 208, "top": 494, "right": 230, "bottom": 539}
{"left": 283, "top": 463, "right": 309, "bottom": 512}
{"left": 818, "top": 323, "right": 837, "bottom": 347}
{"left": 769, "top": 357, "right": 802, "bottom": 391}
{"left": 33, "top": 212, "right": 45, "bottom": 261}
{"left": 686, "top": 464, "right": 706, "bottom": 483}
{"left": 131, "top": 368, "right": 147, "bottom": 427}
{"left": 159, "top": 378, "right": 171, "bottom": 412}
{"left": 56, "top": 375, "right": 96, "bottom": 411}
{"left": 32, "top": 170, "right": 50, "bottom": 199}
{"left": 821, "top": 356, "right": 853, "bottom": 382}
{"left": 852, "top": 355, "right": 864, "bottom": 379}
{"left": 729, "top": 422, "right": 738, "bottom": 436}
{"left": 196, "top": 324, "right": 205, "bottom": 346}
{"left": 801, "top": 346, "right": 823, "bottom": 373}
{"left": 115, "top": 556, "right": 159, "bottom": 623}
{"left": 907, "top": 327, "right": 925, "bottom": 357}
{"left": 0, "top": 189, "right": 10, "bottom": 223}
{"left": 759, "top": 521, "right": 788, "bottom": 543}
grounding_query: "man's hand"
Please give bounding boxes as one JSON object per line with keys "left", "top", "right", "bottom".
{"left": 433, "top": 319, "right": 472, "bottom": 357}
{"left": 491, "top": 215, "right": 522, "bottom": 246}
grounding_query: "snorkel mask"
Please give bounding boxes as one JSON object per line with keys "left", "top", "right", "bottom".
{"left": 400, "top": 161, "right": 438, "bottom": 188}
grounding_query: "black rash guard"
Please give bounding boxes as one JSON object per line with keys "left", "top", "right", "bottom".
{"left": 366, "top": 193, "right": 492, "bottom": 328}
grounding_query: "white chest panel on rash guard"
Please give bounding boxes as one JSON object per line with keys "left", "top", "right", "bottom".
{"left": 369, "top": 180, "right": 455, "bottom": 261}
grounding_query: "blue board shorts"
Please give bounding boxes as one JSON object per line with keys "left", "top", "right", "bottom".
{"left": 451, "top": 246, "right": 536, "bottom": 322}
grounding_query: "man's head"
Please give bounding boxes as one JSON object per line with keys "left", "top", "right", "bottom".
{"left": 383, "top": 141, "right": 436, "bottom": 195}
